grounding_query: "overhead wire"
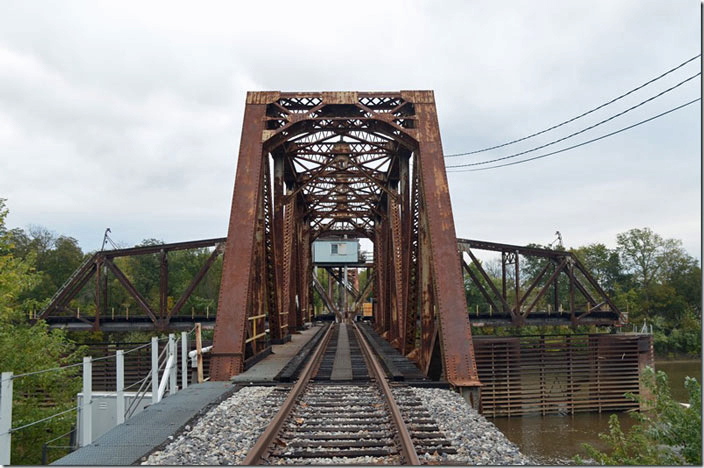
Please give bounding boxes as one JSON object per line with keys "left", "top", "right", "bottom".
{"left": 444, "top": 54, "right": 701, "bottom": 158}
{"left": 446, "top": 97, "right": 700, "bottom": 173}
{"left": 446, "top": 72, "right": 700, "bottom": 169}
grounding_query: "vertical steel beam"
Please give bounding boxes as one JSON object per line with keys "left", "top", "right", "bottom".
{"left": 94, "top": 258, "right": 103, "bottom": 331}
{"left": 405, "top": 90, "right": 479, "bottom": 387}
{"left": 210, "top": 95, "right": 272, "bottom": 378}
{"left": 389, "top": 195, "right": 405, "bottom": 348}
{"left": 272, "top": 154, "right": 286, "bottom": 341}
{"left": 514, "top": 252, "right": 520, "bottom": 316}
{"left": 283, "top": 198, "right": 296, "bottom": 331}
{"left": 501, "top": 252, "right": 507, "bottom": 303}
{"left": 159, "top": 249, "right": 168, "bottom": 329}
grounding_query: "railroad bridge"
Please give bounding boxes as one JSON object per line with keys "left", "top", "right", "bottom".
{"left": 38, "top": 91, "right": 631, "bottom": 405}
{"left": 13, "top": 91, "right": 657, "bottom": 466}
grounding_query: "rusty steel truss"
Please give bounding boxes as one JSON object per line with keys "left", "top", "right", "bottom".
{"left": 458, "top": 239, "right": 624, "bottom": 327}
{"left": 210, "top": 91, "right": 480, "bottom": 388}
{"left": 38, "top": 238, "right": 225, "bottom": 331}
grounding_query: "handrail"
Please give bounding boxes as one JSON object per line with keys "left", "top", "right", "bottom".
{"left": 1, "top": 329, "right": 197, "bottom": 464}
{"left": 157, "top": 354, "right": 174, "bottom": 401}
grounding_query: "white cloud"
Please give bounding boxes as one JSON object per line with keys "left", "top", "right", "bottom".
{"left": 0, "top": 0, "right": 699, "bottom": 258}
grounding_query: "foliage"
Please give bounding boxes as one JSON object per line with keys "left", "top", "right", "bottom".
{"left": 0, "top": 199, "right": 83, "bottom": 464}
{"left": 574, "top": 367, "right": 702, "bottom": 465}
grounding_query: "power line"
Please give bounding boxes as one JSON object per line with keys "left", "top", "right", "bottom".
{"left": 446, "top": 97, "right": 700, "bottom": 173}
{"left": 445, "top": 54, "right": 701, "bottom": 158}
{"left": 446, "top": 72, "right": 700, "bottom": 169}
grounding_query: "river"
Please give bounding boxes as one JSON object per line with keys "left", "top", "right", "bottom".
{"left": 491, "top": 359, "right": 701, "bottom": 464}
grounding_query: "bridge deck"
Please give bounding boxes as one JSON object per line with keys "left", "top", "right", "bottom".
{"left": 231, "top": 324, "right": 323, "bottom": 383}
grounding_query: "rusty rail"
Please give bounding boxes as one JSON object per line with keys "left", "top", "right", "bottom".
{"left": 243, "top": 324, "right": 334, "bottom": 465}
{"left": 243, "top": 321, "right": 420, "bottom": 465}
{"left": 352, "top": 321, "right": 420, "bottom": 465}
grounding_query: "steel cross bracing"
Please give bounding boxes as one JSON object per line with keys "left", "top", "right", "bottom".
{"left": 210, "top": 91, "right": 481, "bottom": 389}
{"left": 37, "top": 238, "right": 226, "bottom": 331}
{"left": 458, "top": 239, "right": 624, "bottom": 327}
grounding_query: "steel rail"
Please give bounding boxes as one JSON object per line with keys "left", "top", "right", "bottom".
{"left": 352, "top": 321, "right": 421, "bottom": 465}
{"left": 242, "top": 323, "right": 334, "bottom": 465}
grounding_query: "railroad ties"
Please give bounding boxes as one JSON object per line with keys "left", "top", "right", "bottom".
{"left": 244, "top": 322, "right": 457, "bottom": 465}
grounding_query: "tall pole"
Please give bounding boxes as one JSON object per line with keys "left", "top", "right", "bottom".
{"left": 116, "top": 350, "right": 124, "bottom": 424}
{"left": 343, "top": 264, "right": 348, "bottom": 320}
{"left": 168, "top": 334, "right": 177, "bottom": 395}
{"left": 80, "top": 357, "right": 92, "bottom": 447}
{"left": 151, "top": 337, "right": 159, "bottom": 404}
{"left": 181, "top": 332, "right": 188, "bottom": 389}
{"left": 0, "top": 372, "right": 13, "bottom": 465}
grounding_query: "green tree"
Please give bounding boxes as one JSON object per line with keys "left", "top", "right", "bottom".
{"left": 0, "top": 199, "right": 83, "bottom": 464}
{"left": 571, "top": 243, "right": 624, "bottom": 294}
{"left": 616, "top": 228, "right": 685, "bottom": 313}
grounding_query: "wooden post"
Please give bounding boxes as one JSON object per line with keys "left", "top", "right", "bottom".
{"left": 195, "top": 323, "right": 204, "bottom": 383}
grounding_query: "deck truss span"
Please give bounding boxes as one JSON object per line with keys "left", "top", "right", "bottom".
{"left": 210, "top": 91, "right": 480, "bottom": 390}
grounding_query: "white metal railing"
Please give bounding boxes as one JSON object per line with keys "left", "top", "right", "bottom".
{"left": 0, "top": 325, "right": 210, "bottom": 465}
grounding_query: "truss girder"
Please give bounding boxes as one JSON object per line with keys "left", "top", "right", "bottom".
{"left": 211, "top": 91, "right": 480, "bottom": 388}
{"left": 457, "top": 238, "right": 624, "bottom": 326}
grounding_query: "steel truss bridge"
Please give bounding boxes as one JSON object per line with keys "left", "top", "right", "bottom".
{"left": 37, "top": 91, "right": 624, "bottom": 391}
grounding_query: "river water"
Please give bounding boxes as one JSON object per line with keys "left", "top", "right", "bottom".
{"left": 491, "top": 359, "right": 701, "bottom": 464}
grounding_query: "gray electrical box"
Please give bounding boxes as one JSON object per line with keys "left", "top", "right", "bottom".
{"left": 76, "top": 392, "right": 152, "bottom": 446}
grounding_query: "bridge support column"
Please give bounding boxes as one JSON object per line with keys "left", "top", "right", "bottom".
{"left": 458, "top": 386, "right": 481, "bottom": 410}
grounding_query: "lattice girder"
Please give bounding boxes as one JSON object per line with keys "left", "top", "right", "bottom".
{"left": 211, "top": 91, "right": 480, "bottom": 388}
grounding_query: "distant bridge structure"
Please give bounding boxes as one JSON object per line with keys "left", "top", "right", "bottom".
{"left": 37, "top": 238, "right": 225, "bottom": 331}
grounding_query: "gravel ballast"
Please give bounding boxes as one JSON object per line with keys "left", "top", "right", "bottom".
{"left": 408, "top": 387, "right": 532, "bottom": 465}
{"left": 142, "top": 386, "right": 284, "bottom": 465}
{"left": 143, "top": 384, "right": 531, "bottom": 465}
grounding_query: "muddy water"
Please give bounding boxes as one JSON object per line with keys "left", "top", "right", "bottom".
{"left": 491, "top": 359, "right": 701, "bottom": 464}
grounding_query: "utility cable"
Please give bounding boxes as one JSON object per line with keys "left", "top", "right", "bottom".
{"left": 446, "top": 97, "right": 700, "bottom": 173}
{"left": 445, "top": 54, "right": 701, "bottom": 158}
{"left": 446, "top": 73, "right": 700, "bottom": 169}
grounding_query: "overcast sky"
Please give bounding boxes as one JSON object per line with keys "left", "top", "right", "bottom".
{"left": 0, "top": 0, "right": 701, "bottom": 259}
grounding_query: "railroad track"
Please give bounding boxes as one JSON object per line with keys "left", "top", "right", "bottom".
{"left": 243, "top": 322, "right": 456, "bottom": 465}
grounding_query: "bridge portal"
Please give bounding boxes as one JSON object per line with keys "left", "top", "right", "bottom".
{"left": 210, "top": 91, "right": 480, "bottom": 390}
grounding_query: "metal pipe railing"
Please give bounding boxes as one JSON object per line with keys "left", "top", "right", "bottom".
{"left": 0, "top": 326, "right": 204, "bottom": 465}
